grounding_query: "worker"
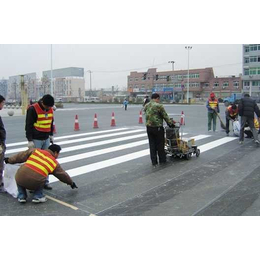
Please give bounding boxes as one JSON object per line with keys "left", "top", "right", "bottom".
{"left": 238, "top": 93, "right": 260, "bottom": 145}
{"left": 4, "top": 144, "right": 78, "bottom": 203}
{"left": 143, "top": 95, "right": 150, "bottom": 107}
{"left": 206, "top": 92, "right": 220, "bottom": 132}
{"left": 225, "top": 104, "right": 238, "bottom": 136}
{"left": 144, "top": 93, "right": 175, "bottom": 167}
{"left": 0, "top": 95, "right": 6, "bottom": 193}
{"left": 123, "top": 99, "right": 128, "bottom": 111}
{"left": 25, "top": 94, "right": 55, "bottom": 190}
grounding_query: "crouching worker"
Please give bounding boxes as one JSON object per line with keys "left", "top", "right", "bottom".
{"left": 225, "top": 104, "right": 238, "bottom": 136}
{"left": 4, "top": 144, "right": 78, "bottom": 203}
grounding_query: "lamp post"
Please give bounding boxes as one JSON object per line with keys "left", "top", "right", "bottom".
{"left": 87, "top": 70, "right": 92, "bottom": 97}
{"left": 168, "top": 61, "right": 175, "bottom": 71}
{"left": 185, "top": 46, "right": 192, "bottom": 103}
{"left": 249, "top": 75, "right": 253, "bottom": 96}
{"left": 50, "top": 44, "right": 53, "bottom": 97}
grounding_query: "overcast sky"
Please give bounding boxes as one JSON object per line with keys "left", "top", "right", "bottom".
{"left": 0, "top": 44, "right": 242, "bottom": 90}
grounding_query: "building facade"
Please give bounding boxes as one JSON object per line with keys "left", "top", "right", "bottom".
{"left": 0, "top": 79, "right": 8, "bottom": 98}
{"left": 42, "top": 67, "right": 85, "bottom": 101}
{"left": 242, "top": 44, "right": 260, "bottom": 97}
{"left": 127, "top": 68, "right": 242, "bottom": 102}
{"left": 8, "top": 73, "right": 37, "bottom": 103}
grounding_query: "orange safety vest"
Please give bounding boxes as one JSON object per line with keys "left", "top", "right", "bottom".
{"left": 208, "top": 99, "right": 218, "bottom": 109}
{"left": 25, "top": 149, "right": 58, "bottom": 177}
{"left": 33, "top": 103, "right": 53, "bottom": 132}
{"left": 227, "top": 106, "right": 238, "bottom": 117}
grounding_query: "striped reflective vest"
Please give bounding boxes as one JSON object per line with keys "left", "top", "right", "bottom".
{"left": 208, "top": 99, "right": 218, "bottom": 109}
{"left": 227, "top": 106, "right": 238, "bottom": 117}
{"left": 25, "top": 149, "right": 58, "bottom": 177}
{"left": 33, "top": 103, "right": 53, "bottom": 132}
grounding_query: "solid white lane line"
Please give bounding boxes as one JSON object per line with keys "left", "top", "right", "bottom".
{"left": 49, "top": 134, "right": 228, "bottom": 183}
{"left": 189, "top": 135, "right": 211, "bottom": 141}
{"left": 6, "top": 128, "right": 129, "bottom": 147}
{"left": 58, "top": 140, "right": 149, "bottom": 164}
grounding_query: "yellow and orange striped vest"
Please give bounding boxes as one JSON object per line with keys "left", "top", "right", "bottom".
{"left": 208, "top": 99, "right": 218, "bottom": 109}
{"left": 25, "top": 149, "right": 58, "bottom": 177}
{"left": 33, "top": 103, "right": 53, "bottom": 132}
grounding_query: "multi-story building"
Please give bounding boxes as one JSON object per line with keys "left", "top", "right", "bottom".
{"left": 127, "top": 68, "right": 242, "bottom": 102}
{"left": 8, "top": 73, "right": 37, "bottom": 103}
{"left": 42, "top": 67, "right": 85, "bottom": 102}
{"left": 0, "top": 79, "right": 8, "bottom": 98}
{"left": 242, "top": 44, "right": 260, "bottom": 97}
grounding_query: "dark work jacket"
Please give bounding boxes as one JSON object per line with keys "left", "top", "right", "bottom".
{"left": 238, "top": 97, "right": 260, "bottom": 119}
{"left": 0, "top": 116, "right": 6, "bottom": 144}
{"left": 25, "top": 101, "right": 54, "bottom": 141}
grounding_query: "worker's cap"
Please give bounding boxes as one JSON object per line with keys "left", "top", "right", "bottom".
{"left": 42, "top": 94, "right": 54, "bottom": 107}
{"left": 210, "top": 93, "right": 215, "bottom": 98}
{"left": 232, "top": 104, "right": 237, "bottom": 110}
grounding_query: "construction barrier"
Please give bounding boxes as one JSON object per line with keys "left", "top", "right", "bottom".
{"left": 139, "top": 110, "right": 143, "bottom": 124}
{"left": 74, "top": 115, "right": 80, "bottom": 131}
{"left": 111, "top": 112, "right": 116, "bottom": 127}
{"left": 93, "top": 113, "right": 99, "bottom": 128}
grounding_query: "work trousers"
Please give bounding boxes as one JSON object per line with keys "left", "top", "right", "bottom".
{"left": 239, "top": 116, "right": 259, "bottom": 142}
{"left": 147, "top": 126, "right": 166, "bottom": 165}
{"left": 33, "top": 138, "right": 50, "bottom": 185}
{"left": 208, "top": 112, "right": 217, "bottom": 131}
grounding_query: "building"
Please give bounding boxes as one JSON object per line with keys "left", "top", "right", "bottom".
{"left": 0, "top": 79, "right": 8, "bottom": 98}
{"left": 127, "top": 68, "right": 242, "bottom": 102}
{"left": 8, "top": 73, "right": 37, "bottom": 103}
{"left": 42, "top": 67, "right": 85, "bottom": 102}
{"left": 242, "top": 44, "right": 260, "bottom": 97}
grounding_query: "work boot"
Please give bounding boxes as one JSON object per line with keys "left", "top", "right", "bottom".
{"left": 44, "top": 184, "right": 52, "bottom": 190}
{"left": 18, "top": 198, "right": 27, "bottom": 203}
{"left": 239, "top": 141, "right": 243, "bottom": 145}
{"left": 32, "top": 197, "right": 47, "bottom": 203}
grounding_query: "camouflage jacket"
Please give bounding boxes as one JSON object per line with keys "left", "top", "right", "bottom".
{"left": 144, "top": 100, "right": 172, "bottom": 127}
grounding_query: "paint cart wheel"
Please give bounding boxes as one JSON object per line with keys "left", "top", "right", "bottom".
{"left": 185, "top": 153, "right": 191, "bottom": 160}
{"left": 196, "top": 149, "right": 200, "bottom": 157}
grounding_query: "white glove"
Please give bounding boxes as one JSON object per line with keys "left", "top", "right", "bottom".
{"left": 0, "top": 145, "right": 3, "bottom": 154}
{"left": 28, "top": 141, "right": 35, "bottom": 149}
{"left": 50, "top": 136, "right": 54, "bottom": 144}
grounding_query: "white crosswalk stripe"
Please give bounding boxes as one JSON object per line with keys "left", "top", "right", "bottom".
{"left": 5, "top": 127, "right": 238, "bottom": 184}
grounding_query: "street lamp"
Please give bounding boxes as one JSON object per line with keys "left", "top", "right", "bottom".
{"left": 168, "top": 61, "right": 175, "bottom": 71}
{"left": 50, "top": 44, "right": 53, "bottom": 97}
{"left": 87, "top": 70, "right": 92, "bottom": 97}
{"left": 249, "top": 75, "right": 253, "bottom": 96}
{"left": 185, "top": 46, "right": 192, "bottom": 103}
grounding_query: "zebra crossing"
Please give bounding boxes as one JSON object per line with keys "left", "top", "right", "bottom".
{"left": 5, "top": 127, "right": 238, "bottom": 185}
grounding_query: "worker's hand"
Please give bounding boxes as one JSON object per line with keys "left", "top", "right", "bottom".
{"left": 50, "top": 136, "right": 54, "bottom": 144}
{"left": 70, "top": 182, "right": 78, "bottom": 189}
{"left": 4, "top": 158, "right": 9, "bottom": 164}
{"left": 28, "top": 141, "right": 35, "bottom": 149}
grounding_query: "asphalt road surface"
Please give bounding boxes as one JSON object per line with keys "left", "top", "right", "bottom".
{"left": 1, "top": 102, "right": 260, "bottom": 216}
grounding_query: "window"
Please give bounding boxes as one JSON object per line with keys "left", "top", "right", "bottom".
{"left": 252, "top": 81, "right": 260, "bottom": 87}
{"left": 244, "top": 69, "right": 249, "bottom": 75}
{"left": 244, "top": 81, "right": 250, "bottom": 87}
{"left": 233, "top": 81, "right": 239, "bottom": 87}
{"left": 223, "top": 82, "right": 229, "bottom": 87}
{"left": 129, "top": 78, "right": 133, "bottom": 81}
{"left": 214, "top": 82, "right": 219, "bottom": 87}
{"left": 135, "top": 78, "right": 138, "bottom": 81}
{"left": 245, "top": 46, "right": 250, "bottom": 52}
{"left": 250, "top": 45, "right": 258, "bottom": 51}
{"left": 245, "top": 57, "right": 249, "bottom": 63}
{"left": 204, "top": 83, "right": 209, "bottom": 87}
{"left": 250, "top": 56, "right": 258, "bottom": 63}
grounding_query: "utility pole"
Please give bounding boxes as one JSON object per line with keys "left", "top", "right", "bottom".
{"left": 185, "top": 46, "right": 192, "bottom": 103}
{"left": 168, "top": 61, "right": 175, "bottom": 71}
{"left": 21, "top": 75, "right": 28, "bottom": 115}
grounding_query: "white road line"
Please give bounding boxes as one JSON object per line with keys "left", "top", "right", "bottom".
{"left": 58, "top": 140, "right": 149, "bottom": 164}
{"left": 6, "top": 128, "right": 129, "bottom": 147}
{"left": 48, "top": 134, "right": 220, "bottom": 183}
{"left": 199, "top": 137, "right": 236, "bottom": 153}
{"left": 5, "top": 132, "right": 149, "bottom": 155}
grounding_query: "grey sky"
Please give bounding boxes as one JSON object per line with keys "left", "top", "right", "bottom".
{"left": 0, "top": 44, "right": 242, "bottom": 90}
